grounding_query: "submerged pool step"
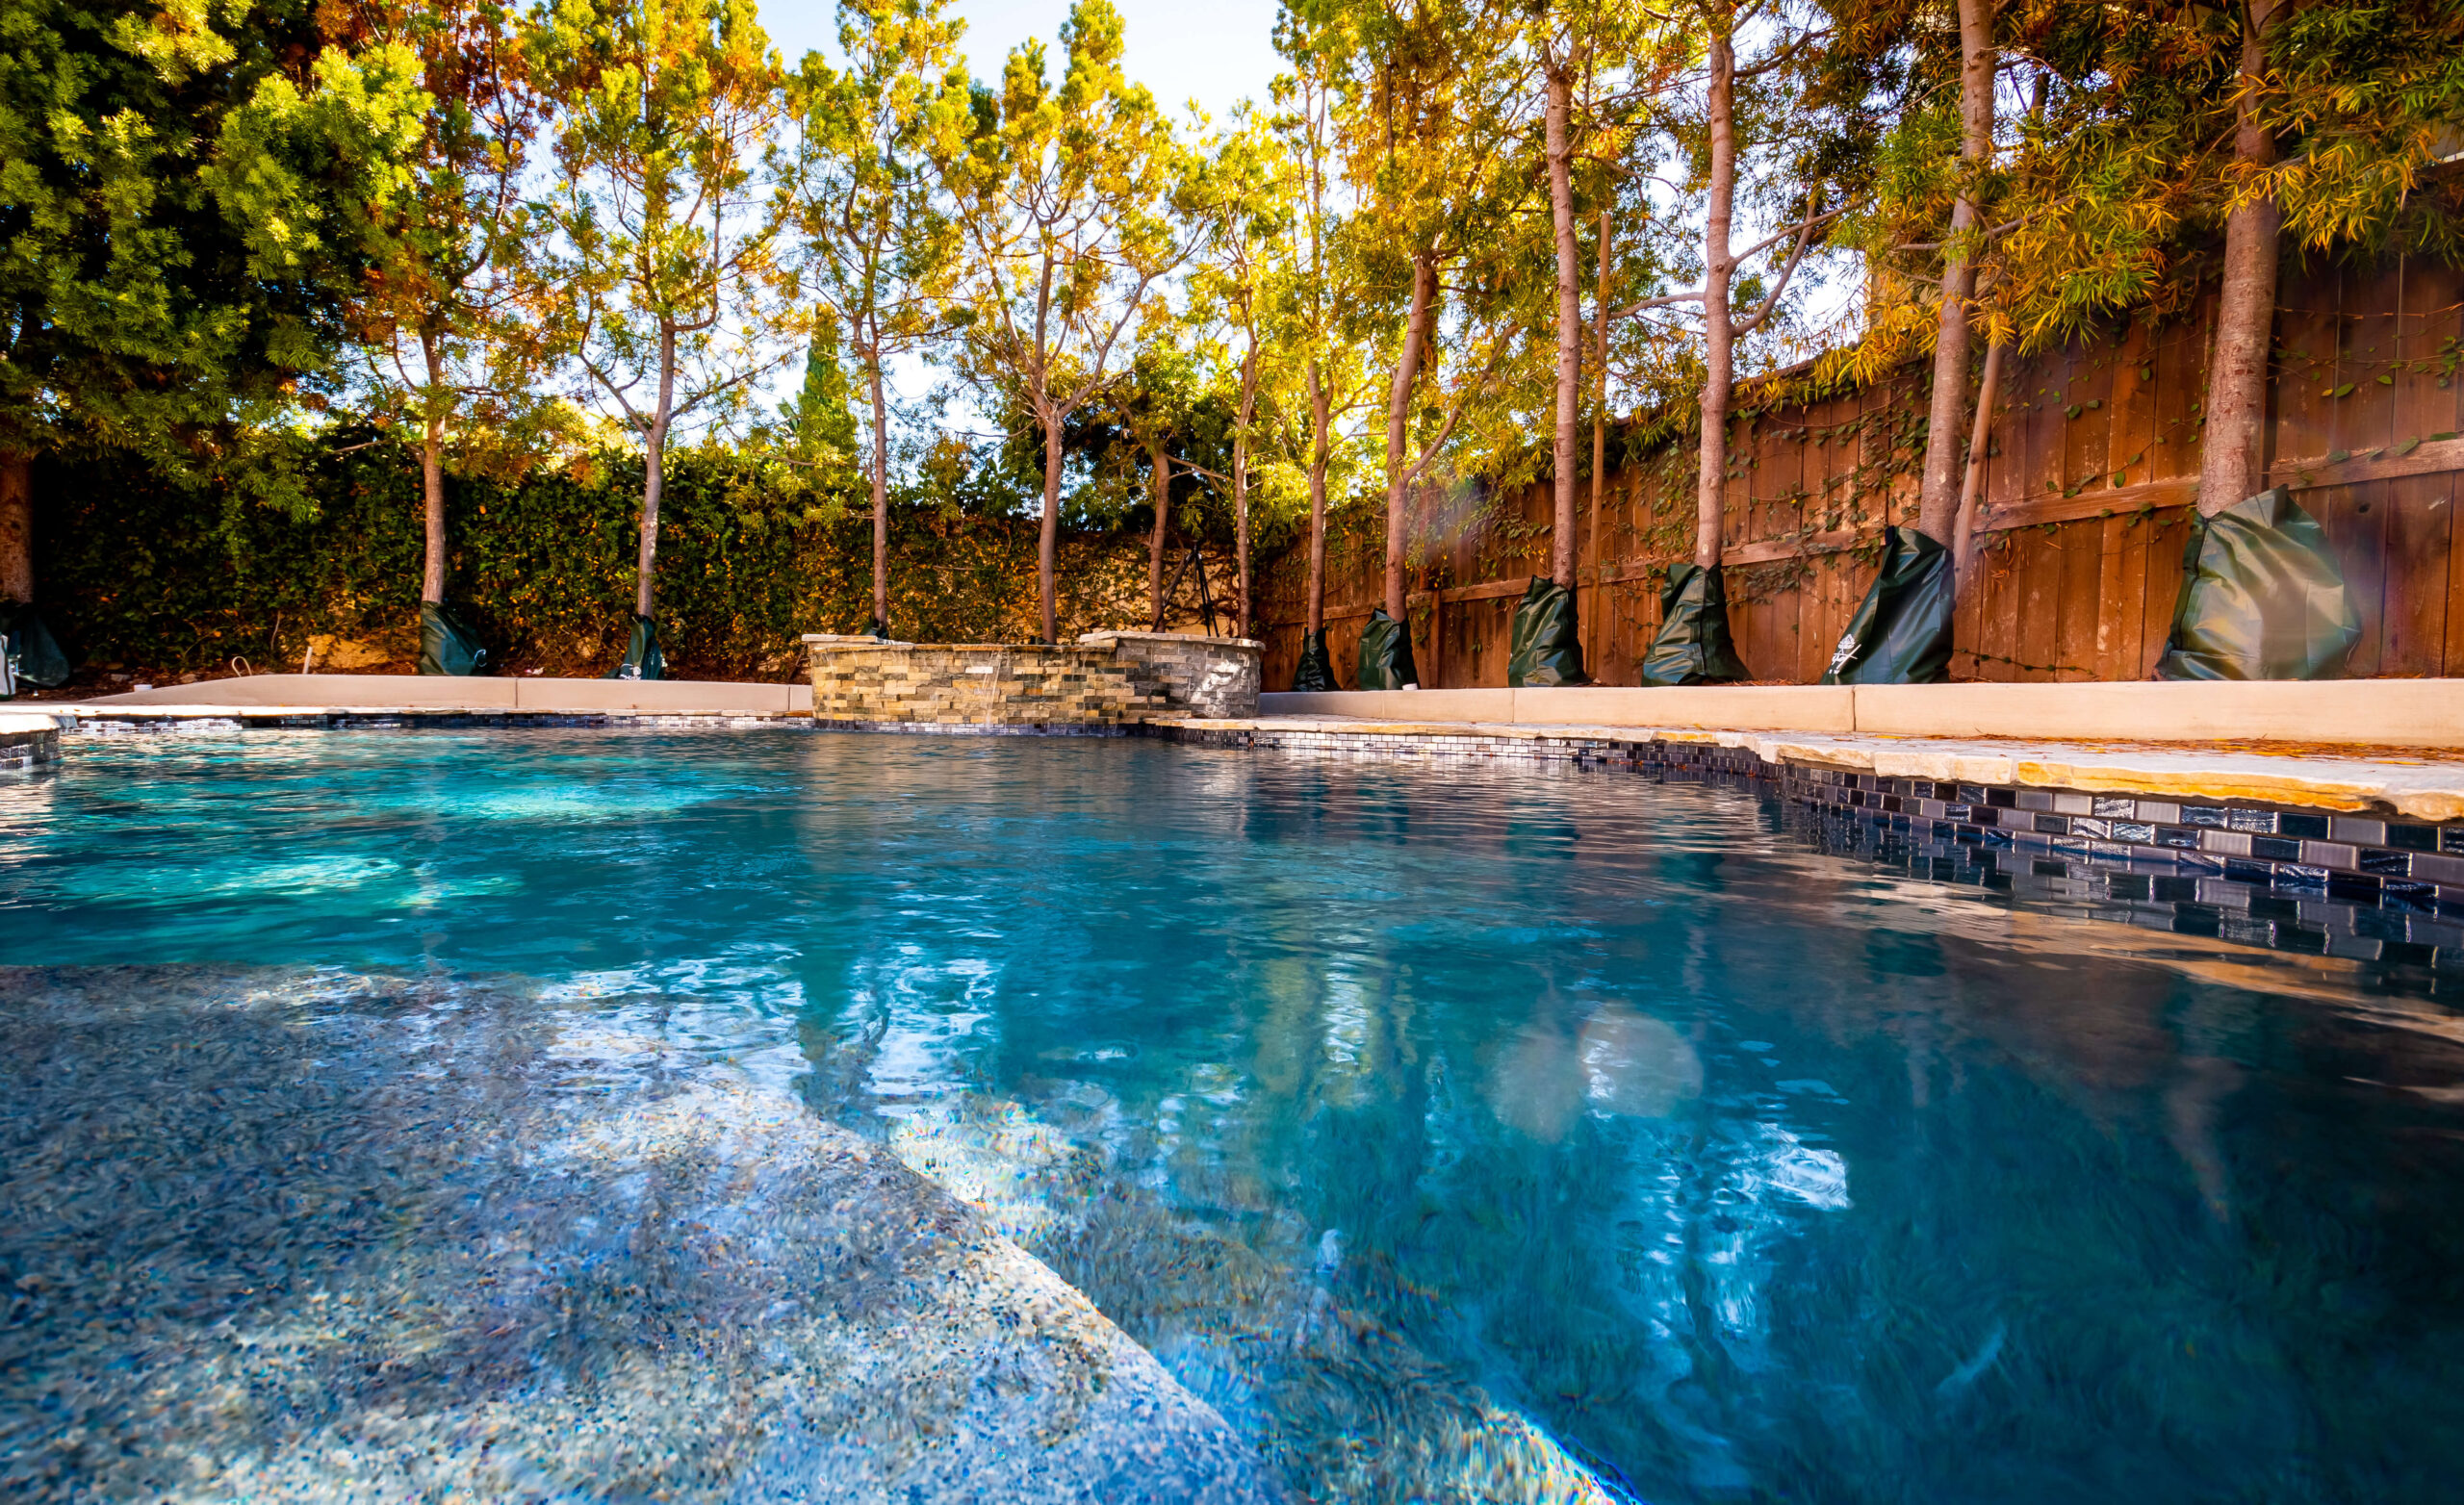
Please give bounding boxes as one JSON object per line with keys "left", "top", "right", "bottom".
{"left": 0, "top": 967, "right": 1274, "bottom": 1504}
{"left": 881, "top": 1095, "right": 1626, "bottom": 1505}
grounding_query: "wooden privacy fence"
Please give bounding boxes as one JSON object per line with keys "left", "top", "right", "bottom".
{"left": 1254, "top": 253, "right": 2464, "bottom": 691}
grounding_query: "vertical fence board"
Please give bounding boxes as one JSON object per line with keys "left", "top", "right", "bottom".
{"left": 2152, "top": 299, "right": 2211, "bottom": 485}
{"left": 2051, "top": 521, "right": 2103, "bottom": 680}
{"left": 2386, "top": 257, "right": 2462, "bottom": 676}
{"left": 2094, "top": 516, "right": 2131, "bottom": 679}
{"left": 2140, "top": 512, "right": 2192, "bottom": 671}
{"left": 2063, "top": 347, "right": 2117, "bottom": 506}
{"left": 2108, "top": 323, "right": 2157, "bottom": 491}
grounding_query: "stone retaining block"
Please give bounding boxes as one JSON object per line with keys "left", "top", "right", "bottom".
{"left": 802, "top": 632, "right": 1260, "bottom": 727}
{"left": 0, "top": 713, "right": 60, "bottom": 772}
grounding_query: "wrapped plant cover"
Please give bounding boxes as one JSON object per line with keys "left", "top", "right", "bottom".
{"left": 605, "top": 614, "right": 665, "bottom": 681}
{"left": 1820, "top": 526, "right": 1954, "bottom": 685}
{"left": 1354, "top": 607, "right": 1420, "bottom": 690}
{"left": 1639, "top": 562, "right": 1750, "bottom": 686}
{"left": 418, "top": 601, "right": 491, "bottom": 677}
{"left": 1506, "top": 575, "right": 1589, "bottom": 687}
{"left": 0, "top": 606, "right": 70, "bottom": 696}
{"left": 1291, "top": 627, "right": 1337, "bottom": 691}
{"left": 2155, "top": 487, "right": 2359, "bottom": 681}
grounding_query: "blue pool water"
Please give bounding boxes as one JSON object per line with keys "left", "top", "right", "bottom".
{"left": 6, "top": 729, "right": 2464, "bottom": 1502}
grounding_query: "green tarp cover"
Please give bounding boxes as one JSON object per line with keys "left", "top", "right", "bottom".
{"left": 1507, "top": 575, "right": 1589, "bottom": 687}
{"left": 1639, "top": 562, "right": 1750, "bottom": 686}
{"left": 1820, "top": 525, "right": 1954, "bottom": 685}
{"left": 1354, "top": 607, "right": 1420, "bottom": 690}
{"left": 0, "top": 606, "right": 69, "bottom": 696}
{"left": 2155, "top": 487, "right": 2359, "bottom": 681}
{"left": 606, "top": 614, "right": 665, "bottom": 681}
{"left": 418, "top": 601, "right": 491, "bottom": 677}
{"left": 1292, "top": 627, "right": 1337, "bottom": 691}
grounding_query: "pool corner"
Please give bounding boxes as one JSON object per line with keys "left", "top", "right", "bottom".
{"left": 0, "top": 709, "right": 62, "bottom": 771}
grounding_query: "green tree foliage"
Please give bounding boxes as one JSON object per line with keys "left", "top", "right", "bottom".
{"left": 933, "top": 0, "right": 1212, "bottom": 642}
{"left": 296, "top": 0, "right": 550, "bottom": 608}
{"left": 1266, "top": 10, "right": 1384, "bottom": 642}
{"left": 17, "top": 0, "right": 2464, "bottom": 680}
{"left": 1324, "top": 0, "right": 1532, "bottom": 622}
{"left": 1927, "top": 2, "right": 2464, "bottom": 514}
{"left": 786, "top": 0, "right": 964, "bottom": 634}
{"left": 0, "top": 0, "right": 408, "bottom": 604}
{"left": 1626, "top": 0, "right": 1861, "bottom": 574}
{"left": 1186, "top": 108, "right": 1296, "bottom": 636}
{"left": 526, "top": 0, "right": 797, "bottom": 624}
{"left": 786, "top": 313, "right": 860, "bottom": 457}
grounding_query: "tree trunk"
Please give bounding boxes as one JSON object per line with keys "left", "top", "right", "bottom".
{"left": 0, "top": 447, "right": 31, "bottom": 606}
{"left": 1695, "top": 26, "right": 1737, "bottom": 571}
{"left": 1951, "top": 334, "right": 2006, "bottom": 592}
{"left": 1915, "top": 0, "right": 1995, "bottom": 545}
{"left": 1306, "top": 360, "right": 1330, "bottom": 637}
{"left": 1592, "top": 210, "right": 1610, "bottom": 529}
{"left": 1147, "top": 439, "right": 1170, "bottom": 631}
{"left": 635, "top": 326, "right": 677, "bottom": 621}
{"left": 868, "top": 357, "right": 890, "bottom": 632}
{"left": 1384, "top": 252, "right": 1438, "bottom": 619}
{"left": 1546, "top": 56, "right": 1580, "bottom": 588}
{"left": 2196, "top": 0, "right": 2282, "bottom": 518}
{"left": 1038, "top": 411, "right": 1063, "bottom": 643}
{"left": 420, "top": 330, "right": 449, "bottom": 605}
{"left": 1592, "top": 207, "right": 1610, "bottom": 659}
{"left": 1235, "top": 343, "right": 1258, "bottom": 638}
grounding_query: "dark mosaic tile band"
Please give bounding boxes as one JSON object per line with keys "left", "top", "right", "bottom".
{"left": 1158, "top": 722, "right": 2464, "bottom": 988}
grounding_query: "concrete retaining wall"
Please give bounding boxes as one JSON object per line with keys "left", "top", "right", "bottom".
{"left": 1262, "top": 678, "right": 2464, "bottom": 749}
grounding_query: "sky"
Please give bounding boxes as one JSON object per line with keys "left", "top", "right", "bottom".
{"left": 757, "top": 0, "right": 1290, "bottom": 126}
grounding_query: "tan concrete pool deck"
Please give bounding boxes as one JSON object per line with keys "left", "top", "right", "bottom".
{"left": 1182, "top": 714, "right": 2464, "bottom": 821}
{"left": 1216, "top": 680, "right": 2464, "bottom": 819}
{"left": 1257, "top": 678, "right": 2464, "bottom": 748}
{"left": 53, "top": 672, "right": 814, "bottom": 716}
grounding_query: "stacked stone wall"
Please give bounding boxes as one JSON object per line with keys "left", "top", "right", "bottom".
{"left": 1073, "top": 633, "right": 1261, "bottom": 720}
{"left": 800, "top": 634, "right": 1261, "bottom": 727}
{"left": 0, "top": 716, "right": 60, "bottom": 772}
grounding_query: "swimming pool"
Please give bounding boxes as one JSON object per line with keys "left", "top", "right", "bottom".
{"left": 6, "top": 729, "right": 2462, "bottom": 1501}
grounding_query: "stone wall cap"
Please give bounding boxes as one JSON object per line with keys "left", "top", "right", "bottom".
{"left": 805, "top": 638, "right": 1139, "bottom": 653}
{"left": 1074, "top": 630, "right": 1264, "bottom": 650}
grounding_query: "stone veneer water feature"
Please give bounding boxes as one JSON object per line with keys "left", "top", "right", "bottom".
{"left": 801, "top": 631, "right": 1261, "bottom": 730}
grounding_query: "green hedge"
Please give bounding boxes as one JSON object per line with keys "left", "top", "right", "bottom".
{"left": 31, "top": 445, "right": 1162, "bottom": 676}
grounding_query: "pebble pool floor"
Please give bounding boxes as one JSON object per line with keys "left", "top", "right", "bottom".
{"left": 5, "top": 728, "right": 2464, "bottom": 1503}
